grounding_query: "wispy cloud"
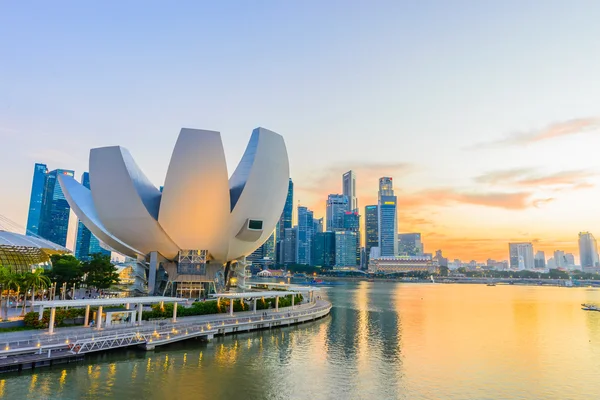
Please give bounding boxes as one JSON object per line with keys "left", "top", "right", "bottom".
{"left": 475, "top": 168, "right": 597, "bottom": 190}
{"left": 467, "top": 117, "right": 600, "bottom": 149}
{"left": 400, "top": 188, "right": 533, "bottom": 210}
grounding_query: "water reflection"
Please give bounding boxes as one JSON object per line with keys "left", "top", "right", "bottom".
{"left": 2, "top": 284, "right": 600, "bottom": 399}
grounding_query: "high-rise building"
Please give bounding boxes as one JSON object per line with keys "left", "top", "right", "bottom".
{"left": 342, "top": 170, "right": 357, "bottom": 212}
{"left": 578, "top": 231, "right": 599, "bottom": 270}
{"left": 335, "top": 231, "right": 358, "bottom": 268}
{"left": 26, "top": 163, "right": 48, "bottom": 236}
{"left": 75, "top": 172, "right": 111, "bottom": 261}
{"left": 398, "top": 233, "right": 423, "bottom": 256}
{"left": 343, "top": 211, "right": 361, "bottom": 267}
{"left": 565, "top": 253, "right": 575, "bottom": 267}
{"left": 313, "top": 217, "right": 324, "bottom": 234}
{"left": 365, "top": 205, "right": 379, "bottom": 265}
{"left": 378, "top": 177, "right": 398, "bottom": 257}
{"left": 311, "top": 231, "right": 336, "bottom": 267}
{"left": 326, "top": 194, "right": 349, "bottom": 231}
{"left": 534, "top": 251, "right": 546, "bottom": 269}
{"left": 282, "top": 227, "right": 297, "bottom": 266}
{"left": 553, "top": 250, "right": 566, "bottom": 268}
{"left": 296, "top": 206, "right": 314, "bottom": 265}
{"left": 276, "top": 179, "right": 293, "bottom": 264}
{"left": 247, "top": 230, "right": 276, "bottom": 263}
{"left": 508, "top": 242, "right": 534, "bottom": 270}
{"left": 38, "top": 169, "right": 75, "bottom": 247}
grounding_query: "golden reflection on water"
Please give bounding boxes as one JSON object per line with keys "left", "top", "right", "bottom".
{"left": 3, "top": 285, "right": 600, "bottom": 400}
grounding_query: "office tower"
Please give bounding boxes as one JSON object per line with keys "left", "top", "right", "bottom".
{"left": 342, "top": 170, "right": 357, "bottom": 212}
{"left": 26, "top": 163, "right": 48, "bottom": 236}
{"left": 508, "top": 242, "right": 534, "bottom": 270}
{"left": 578, "top": 232, "right": 599, "bottom": 270}
{"left": 565, "top": 253, "right": 575, "bottom": 267}
{"left": 311, "top": 231, "right": 336, "bottom": 267}
{"left": 313, "top": 217, "right": 324, "bottom": 234}
{"left": 365, "top": 205, "right": 379, "bottom": 265}
{"left": 343, "top": 211, "right": 361, "bottom": 267}
{"left": 553, "top": 250, "right": 566, "bottom": 268}
{"left": 434, "top": 250, "right": 448, "bottom": 267}
{"left": 534, "top": 251, "right": 546, "bottom": 269}
{"left": 282, "top": 227, "right": 298, "bottom": 265}
{"left": 75, "top": 172, "right": 111, "bottom": 261}
{"left": 547, "top": 257, "right": 556, "bottom": 269}
{"left": 398, "top": 233, "right": 424, "bottom": 256}
{"left": 247, "top": 230, "right": 276, "bottom": 262}
{"left": 326, "top": 194, "right": 349, "bottom": 231}
{"left": 38, "top": 169, "right": 75, "bottom": 247}
{"left": 335, "top": 231, "right": 358, "bottom": 268}
{"left": 378, "top": 177, "right": 398, "bottom": 256}
{"left": 296, "top": 206, "right": 314, "bottom": 265}
{"left": 276, "top": 179, "right": 293, "bottom": 263}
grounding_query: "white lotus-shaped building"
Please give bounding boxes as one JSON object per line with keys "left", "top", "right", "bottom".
{"left": 59, "top": 127, "right": 289, "bottom": 295}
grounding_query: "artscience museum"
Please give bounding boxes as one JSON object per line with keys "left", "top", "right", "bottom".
{"left": 58, "top": 127, "right": 289, "bottom": 297}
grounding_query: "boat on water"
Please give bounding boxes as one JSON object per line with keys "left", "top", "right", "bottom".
{"left": 581, "top": 303, "right": 600, "bottom": 311}
{"left": 487, "top": 283, "right": 496, "bottom": 287}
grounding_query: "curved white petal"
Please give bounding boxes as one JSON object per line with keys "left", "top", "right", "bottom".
{"left": 58, "top": 174, "right": 143, "bottom": 258}
{"left": 158, "top": 129, "right": 231, "bottom": 261}
{"left": 227, "top": 127, "right": 290, "bottom": 260}
{"left": 89, "top": 146, "right": 180, "bottom": 259}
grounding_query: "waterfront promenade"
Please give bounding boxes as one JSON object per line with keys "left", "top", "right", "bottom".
{"left": 0, "top": 299, "right": 331, "bottom": 372}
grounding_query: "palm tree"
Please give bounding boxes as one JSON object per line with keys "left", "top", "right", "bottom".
{"left": 3, "top": 272, "right": 23, "bottom": 314}
{"left": 24, "top": 269, "right": 51, "bottom": 312}
{"left": 0, "top": 266, "right": 8, "bottom": 321}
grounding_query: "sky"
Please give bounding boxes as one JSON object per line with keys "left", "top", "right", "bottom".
{"left": 2, "top": 1, "right": 600, "bottom": 262}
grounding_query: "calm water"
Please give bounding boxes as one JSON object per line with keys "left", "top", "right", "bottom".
{"left": 2, "top": 283, "right": 600, "bottom": 400}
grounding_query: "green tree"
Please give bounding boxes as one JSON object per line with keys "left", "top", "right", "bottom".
{"left": 47, "top": 254, "right": 83, "bottom": 289}
{"left": 24, "top": 269, "right": 51, "bottom": 312}
{"left": 82, "top": 253, "right": 120, "bottom": 290}
{"left": 3, "top": 272, "right": 24, "bottom": 314}
{"left": 438, "top": 265, "right": 449, "bottom": 277}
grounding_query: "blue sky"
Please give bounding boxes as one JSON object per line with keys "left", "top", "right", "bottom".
{"left": 2, "top": 1, "right": 600, "bottom": 260}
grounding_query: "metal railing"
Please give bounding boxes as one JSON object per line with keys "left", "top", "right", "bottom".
{"left": 0, "top": 300, "right": 331, "bottom": 355}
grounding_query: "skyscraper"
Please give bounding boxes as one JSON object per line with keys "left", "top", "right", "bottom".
{"left": 378, "top": 177, "right": 398, "bottom": 256}
{"left": 335, "top": 231, "right": 358, "bottom": 268}
{"left": 342, "top": 170, "right": 357, "bottom": 212}
{"left": 75, "top": 172, "right": 111, "bottom": 261}
{"left": 508, "top": 242, "right": 534, "bottom": 270}
{"left": 296, "top": 206, "right": 314, "bottom": 265}
{"left": 276, "top": 179, "right": 293, "bottom": 264}
{"left": 311, "top": 231, "right": 335, "bottom": 267}
{"left": 343, "top": 211, "right": 361, "bottom": 267}
{"left": 553, "top": 250, "right": 566, "bottom": 268}
{"left": 282, "top": 227, "right": 297, "bottom": 266}
{"left": 398, "top": 233, "right": 424, "bottom": 256}
{"left": 326, "top": 194, "right": 349, "bottom": 231}
{"left": 313, "top": 217, "right": 324, "bottom": 234}
{"left": 38, "top": 169, "right": 75, "bottom": 247}
{"left": 578, "top": 231, "right": 599, "bottom": 270}
{"left": 365, "top": 205, "right": 379, "bottom": 265}
{"left": 534, "top": 250, "right": 546, "bottom": 269}
{"left": 26, "top": 163, "right": 48, "bottom": 236}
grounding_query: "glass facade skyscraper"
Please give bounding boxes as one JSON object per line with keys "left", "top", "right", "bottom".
{"left": 311, "top": 231, "right": 335, "bottom": 267}
{"left": 343, "top": 211, "right": 361, "bottom": 267}
{"left": 578, "top": 231, "right": 599, "bottom": 270}
{"left": 326, "top": 194, "right": 349, "bottom": 231}
{"left": 276, "top": 179, "right": 293, "bottom": 264}
{"left": 335, "top": 231, "right": 358, "bottom": 268}
{"left": 378, "top": 177, "right": 397, "bottom": 257}
{"left": 365, "top": 205, "right": 379, "bottom": 264}
{"left": 342, "top": 170, "right": 357, "bottom": 212}
{"left": 26, "top": 163, "right": 48, "bottom": 236}
{"left": 75, "top": 172, "right": 111, "bottom": 261}
{"left": 296, "top": 206, "right": 314, "bottom": 265}
{"left": 38, "top": 168, "right": 74, "bottom": 247}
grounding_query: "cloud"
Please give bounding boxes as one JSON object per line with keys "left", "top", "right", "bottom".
{"left": 400, "top": 188, "right": 532, "bottom": 210}
{"left": 532, "top": 198, "right": 555, "bottom": 208}
{"left": 468, "top": 117, "right": 600, "bottom": 149}
{"left": 475, "top": 168, "right": 596, "bottom": 190}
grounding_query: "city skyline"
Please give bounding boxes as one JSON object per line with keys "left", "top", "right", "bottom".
{"left": 3, "top": 2, "right": 600, "bottom": 261}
